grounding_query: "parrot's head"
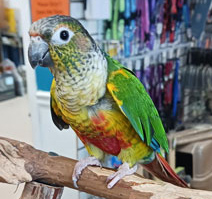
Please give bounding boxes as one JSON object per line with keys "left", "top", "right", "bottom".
{"left": 28, "top": 15, "right": 108, "bottom": 107}
{"left": 28, "top": 15, "right": 98, "bottom": 71}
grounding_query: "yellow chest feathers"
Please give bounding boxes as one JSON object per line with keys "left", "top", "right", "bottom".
{"left": 50, "top": 51, "right": 108, "bottom": 114}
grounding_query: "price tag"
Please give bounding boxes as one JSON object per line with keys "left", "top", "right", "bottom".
{"left": 127, "top": 60, "right": 133, "bottom": 71}
{"left": 135, "top": 59, "right": 141, "bottom": 70}
{"left": 5, "top": 76, "right": 14, "bottom": 85}
{"left": 144, "top": 56, "right": 150, "bottom": 69}
{"left": 156, "top": 23, "right": 163, "bottom": 35}
{"left": 162, "top": 51, "right": 167, "bottom": 63}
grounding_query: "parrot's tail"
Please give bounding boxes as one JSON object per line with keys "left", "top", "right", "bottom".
{"left": 142, "top": 153, "right": 188, "bottom": 188}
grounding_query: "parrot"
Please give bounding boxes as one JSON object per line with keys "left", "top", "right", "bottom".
{"left": 28, "top": 15, "right": 188, "bottom": 189}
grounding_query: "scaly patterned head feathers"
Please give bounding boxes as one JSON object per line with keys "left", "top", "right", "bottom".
{"left": 29, "top": 15, "right": 97, "bottom": 70}
{"left": 28, "top": 15, "right": 108, "bottom": 111}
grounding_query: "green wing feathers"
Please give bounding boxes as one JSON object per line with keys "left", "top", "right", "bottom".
{"left": 106, "top": 56, "right": 169, "bottom": 153}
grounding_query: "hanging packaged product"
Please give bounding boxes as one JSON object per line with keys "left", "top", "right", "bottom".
{"left": 0, "top": 63, "right": 15, "bottom": 101}
{"left": 85, "top": 0, "right": 110, "bottom": 20}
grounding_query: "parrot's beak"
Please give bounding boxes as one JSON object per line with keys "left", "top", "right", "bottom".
{"left": 28, "top": 36, "right": 54, "bottom": 69}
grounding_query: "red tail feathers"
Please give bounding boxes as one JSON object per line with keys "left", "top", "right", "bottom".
{"left": 142, "top": 153, "right": 188, "bottom": 188}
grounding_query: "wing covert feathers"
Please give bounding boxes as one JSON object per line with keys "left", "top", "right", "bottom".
{"left": 106, "top": 55, "right": 169, "bottom": 153}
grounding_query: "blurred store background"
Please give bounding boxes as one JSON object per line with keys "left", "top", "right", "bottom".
{"left": 1, "top": 0, "right": 212, "bottom": 198}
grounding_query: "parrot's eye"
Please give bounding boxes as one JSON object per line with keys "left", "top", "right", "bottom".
{"left": 51, "top": 27, "right": 74, "bottom": 45}
{"left": 60, "top": 30, "right": 69, "bottom": 41}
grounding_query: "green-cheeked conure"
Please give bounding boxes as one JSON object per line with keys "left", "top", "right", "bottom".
{"left": 28, "top": 15, "right": 187, "bottom": 189}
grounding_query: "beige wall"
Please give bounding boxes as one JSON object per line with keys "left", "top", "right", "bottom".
{"left": 0, "top": 96, "right": 33, "bottom": 199}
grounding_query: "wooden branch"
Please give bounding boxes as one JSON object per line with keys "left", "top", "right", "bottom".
{"left": 0, "top": 136, "right": 212, "bottom": 199}
{"left": 20, "top": 181, "right": 63, "bottom": 199}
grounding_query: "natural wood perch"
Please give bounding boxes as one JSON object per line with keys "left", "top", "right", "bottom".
{"left": 0, "top": 137, "right": 212, "bottom": 199}
{"left": 20, "top": 181, "right": 64, "bottom": 199}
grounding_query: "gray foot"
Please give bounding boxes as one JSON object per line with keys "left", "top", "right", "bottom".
{"left": 106, "top": 162, "right": 138, "bottom": 189}
{"left": 72, "top": 156, "right": 102, "bottom": 188}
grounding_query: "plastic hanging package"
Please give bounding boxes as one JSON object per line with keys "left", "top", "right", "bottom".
{"left": 1, "top": 59, "right": 25, "bottom": 96}
{"left": 85, "top": 0, "right": 110, "bottom": 20}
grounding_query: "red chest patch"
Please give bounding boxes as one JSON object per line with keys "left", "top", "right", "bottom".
{"left": 82, "top": 135, "right": 121, "bottom": 156}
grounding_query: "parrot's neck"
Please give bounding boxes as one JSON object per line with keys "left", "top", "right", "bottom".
{"left": 50, "top": 48, "right": 108, "bottom": 114}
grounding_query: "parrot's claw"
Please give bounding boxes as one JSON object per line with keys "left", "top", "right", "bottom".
{"left": 106, "top": 163, "right": 137, "bottom": 189}
{"left": 72, "top": 156, "right": 102, "bottom": 188}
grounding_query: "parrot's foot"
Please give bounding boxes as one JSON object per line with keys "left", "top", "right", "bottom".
{"left": 106, "top": 162, "right": 138, "bottom": 189}
{"left": 72, "top": 156, "right": 102, "bottom": 188}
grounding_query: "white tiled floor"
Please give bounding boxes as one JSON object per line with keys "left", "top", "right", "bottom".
{"left": 0, "top": 96, "right": 33, "bottom": 199}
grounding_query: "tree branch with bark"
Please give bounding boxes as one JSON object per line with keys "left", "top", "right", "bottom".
{"left": 0, "top": 136, "right": 212, "bottom": 199}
